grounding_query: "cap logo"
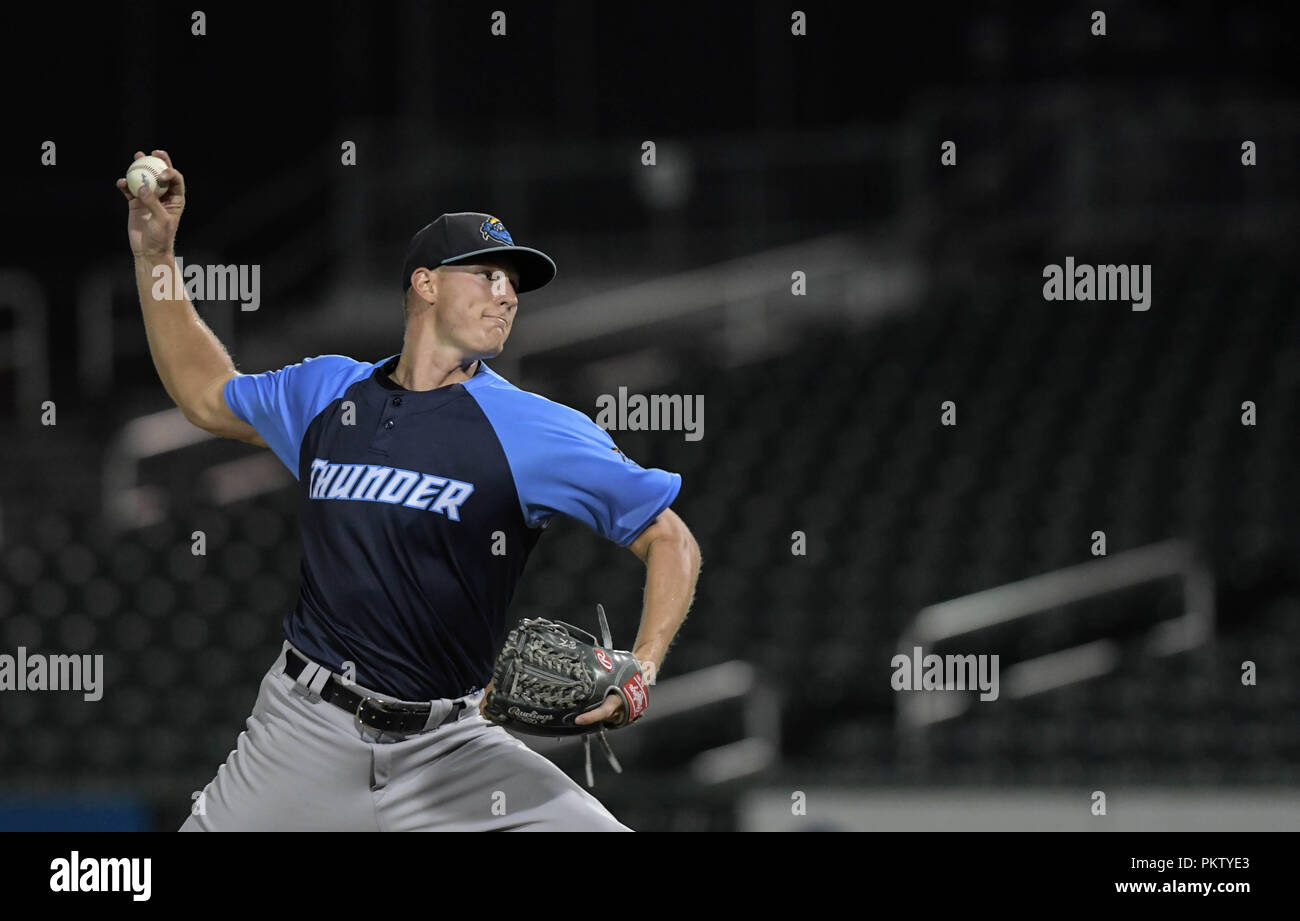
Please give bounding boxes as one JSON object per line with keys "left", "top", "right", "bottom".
{"left": 480, "top": 217, "right": 514, "bottom": 245}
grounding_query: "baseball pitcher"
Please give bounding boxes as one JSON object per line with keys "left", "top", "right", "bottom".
{"left": 117, "top": 150, "right": 702, "bottom": 831}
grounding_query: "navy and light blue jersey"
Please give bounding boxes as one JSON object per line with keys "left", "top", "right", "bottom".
{"left": 224, "top": 354, "right": 681, "bottom": 701}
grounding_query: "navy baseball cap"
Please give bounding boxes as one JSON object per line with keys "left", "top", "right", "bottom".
{"left": 401, "top": 212, "right": 557, "bottom": 294}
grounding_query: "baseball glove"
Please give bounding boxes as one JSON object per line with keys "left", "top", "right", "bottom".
{"left": 483, "top": 604, "right": 650, "bottom": 786}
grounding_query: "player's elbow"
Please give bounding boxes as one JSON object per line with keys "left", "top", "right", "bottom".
{"left": 181, "top": 373, "right": 263, "bottom": 445}
{"left": 686, "top": 531, "right": 702, "bottom": 575}
{"left": 192, "top": 410, "right": 266, "bottom": 447}
{"left": 179, "top": 401, "right": 214, "bottom": 433}
{"left": 180, "top": 400, "right": 232, "bottom": 438}
{"left": 630, "top": 509, "right": 700, "bottom": 570}
{"left": 673, "top": 519, "right": 702, "bottom": 571}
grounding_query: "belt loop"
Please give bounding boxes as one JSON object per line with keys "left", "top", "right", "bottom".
{"left": 292, "top": 660, "right": 331, "bottom": 701}
{"left": 419, "top": 699, "right": 453, "bottom": 732}
{"left": 417, "top": 697, "right": 470, "bottom": 733}
{"left": 308, "top": 664, "right": 331, "bottom": 698}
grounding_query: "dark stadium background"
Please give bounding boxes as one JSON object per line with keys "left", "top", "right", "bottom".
{"left": 0, "top": 1, "right": 1297, "bottom": 831}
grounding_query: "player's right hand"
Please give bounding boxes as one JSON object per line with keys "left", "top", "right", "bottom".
{"left": 116, "top": 149, "right": 186, "bottom": 258}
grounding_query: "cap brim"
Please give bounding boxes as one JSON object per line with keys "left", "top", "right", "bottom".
{"left": 441, "top": 246, "right": 557, "bottom": 294}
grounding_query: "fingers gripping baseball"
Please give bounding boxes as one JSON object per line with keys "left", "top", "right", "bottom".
{"left": 117, "top": 149, "right": 186, "bottom": 257}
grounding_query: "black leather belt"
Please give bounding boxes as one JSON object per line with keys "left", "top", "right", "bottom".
{"left": 283, "top": 647, "right": 465, "bottom": 736}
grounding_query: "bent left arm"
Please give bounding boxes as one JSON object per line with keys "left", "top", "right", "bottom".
{"left": 576, "top": 507, "right": 702, "bottom": 725}
{"left": 625, "top": 507, "right": 701, "bottom": 677}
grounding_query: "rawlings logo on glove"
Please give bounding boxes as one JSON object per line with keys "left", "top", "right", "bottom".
{"left": 621, "top": 672, "right": 649, "bottom": 721}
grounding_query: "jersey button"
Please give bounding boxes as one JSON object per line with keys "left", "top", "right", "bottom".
{"left": 391, "top": 396, "right": 403, "bottom": 406}
{"left": 384, "top": 419, "right": 395, "bottom": 429}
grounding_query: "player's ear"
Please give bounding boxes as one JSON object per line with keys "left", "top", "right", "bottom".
{"left": 409, "top": 267, "right": 439, "bottom": 305}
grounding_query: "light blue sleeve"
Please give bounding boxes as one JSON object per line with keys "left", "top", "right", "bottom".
{"left": 223, "top": 354, "right": 371, "bottom": 478}
{"left": 474, "top": 389, "right": 682, "bottom": 546}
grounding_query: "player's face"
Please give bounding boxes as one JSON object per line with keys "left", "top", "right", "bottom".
{"left": 435, "top": 262, "right": 521, "bottom": 358}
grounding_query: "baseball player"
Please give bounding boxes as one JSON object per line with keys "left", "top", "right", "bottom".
{"left": 117, "top": 150, "right": 702, "bottom": 831}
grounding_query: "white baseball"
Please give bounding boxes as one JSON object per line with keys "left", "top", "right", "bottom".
{"left": 125, "top": 155, "right": 170, "bottom": 197}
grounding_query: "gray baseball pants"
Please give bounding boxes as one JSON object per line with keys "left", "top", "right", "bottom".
{"left": 180, "top": 641, "right": 631, "bottom": 831}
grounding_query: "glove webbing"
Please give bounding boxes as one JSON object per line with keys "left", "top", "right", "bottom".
{"left": 507, "top": 635, "right": 596, "bottom": 709}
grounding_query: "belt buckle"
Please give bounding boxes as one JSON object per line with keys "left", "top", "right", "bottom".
{"left": 355, "top": 696, "right": 405, "bottom": 738}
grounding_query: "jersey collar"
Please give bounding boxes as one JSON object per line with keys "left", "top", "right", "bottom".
{"left": 372, "top": 353, "right": 500, "bottom": 393}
